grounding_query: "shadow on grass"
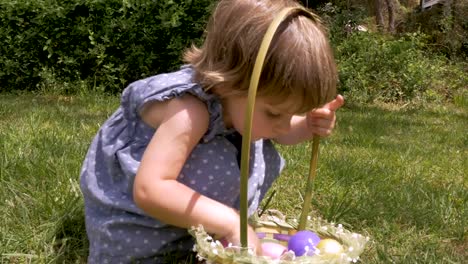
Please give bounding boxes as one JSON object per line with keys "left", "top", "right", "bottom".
{"left": 52, "top": 201, "right": 89, "bottom": 263}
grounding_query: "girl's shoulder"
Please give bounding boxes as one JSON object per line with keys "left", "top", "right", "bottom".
{"left": 141, "top": 93, "right": 210, "bottom": 133}
{"left": 121, "top": 66, "right": 204, "bottom": 120}
{"left": 121, "top": 66, "right": 231, "bottom": 142}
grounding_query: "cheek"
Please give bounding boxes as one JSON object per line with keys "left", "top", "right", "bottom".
{"left": 234, "top": 112, "right": 264, "bottom": 138}
{"left": 251, "top": 113, "right": 271, "bottom": 135}
{"left": 235, "top": 107, "right": 272, "bottom": 138}
{"left": 252, "top": 115, "right": 267, "bottom": 128}
{"left": 230, "top": 111, "right": 246, "bottom": 133}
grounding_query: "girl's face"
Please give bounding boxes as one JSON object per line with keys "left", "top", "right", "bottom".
{"left": 222, "top": 94, "right": 298, "bottom": 141}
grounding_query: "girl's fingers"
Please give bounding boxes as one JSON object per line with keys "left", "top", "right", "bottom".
{"left": 311, "top": 126, "right": 333, "bottom": 137}
{"left": 307, "top": 95, "right": 342, "bottom": 137}
{"left": 309, "top": 116, "right": 335, "bottom": 129}
{"left": 322, "top": 94, "right": 344, "bottom": 111}
{"left": 309, "top": 108, "right": 334, "bottom": 119}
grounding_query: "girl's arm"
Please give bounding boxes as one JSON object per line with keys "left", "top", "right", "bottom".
{"left": 274, "top": 95, "right": 344, "bottom": 145}
{"left": 134, "top": 94, "right": 260, "bottom": 249}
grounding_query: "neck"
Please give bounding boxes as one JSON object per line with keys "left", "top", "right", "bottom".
{"left": 211, "top": 86, "right": 233, "bottom": 129}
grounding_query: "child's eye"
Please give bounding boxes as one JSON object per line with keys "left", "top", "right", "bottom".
{"left": 266, "top": 111, "right": 281, "bottom": 118}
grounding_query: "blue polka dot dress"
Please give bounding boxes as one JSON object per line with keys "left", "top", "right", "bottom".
{"left": 80, "top": 66, "right": 285, "bottom": 263}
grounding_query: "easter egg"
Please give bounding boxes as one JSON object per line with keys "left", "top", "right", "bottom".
{"left": 287, "top": 230, "right": 321, "bottom": 256}
{"left": 261, "top": 242, "right": 287, "bottom": 259}
{"left": 316, "top": 238, "right": 344, "bottom": 256}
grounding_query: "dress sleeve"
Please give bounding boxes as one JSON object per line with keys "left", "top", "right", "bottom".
{"left": 120, "top": 68, "right": 197, "bottom": 122}
{"left": 120, "top": 66, "right": 230, "bottom": 142}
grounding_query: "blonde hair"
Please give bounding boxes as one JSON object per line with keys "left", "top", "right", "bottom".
{"left": 184, "top": 0, "right": 337, "bottom": 113}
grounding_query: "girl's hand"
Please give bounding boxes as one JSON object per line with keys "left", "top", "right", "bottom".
{"left": 224, "top": 224, "right": 263, "bottom": 255}
{"left": 306, "top": 95, "right": 344, "bottom": 137}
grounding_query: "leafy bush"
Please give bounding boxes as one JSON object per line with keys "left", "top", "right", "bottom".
{"left": 2, "top": 0, "right": 466, "bottom": 105}
{"left": 0, "top": 0, "right": 214, "bottom": 93}
{"left": 401, "top": 0, "right": 468, "bottom": 59}
{"left": 335, "top": 31, "right": 468, "bottom": 103}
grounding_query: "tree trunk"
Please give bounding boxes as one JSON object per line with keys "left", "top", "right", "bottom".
{"left": 375, "top": 0, "right": 385, "bottom": 32}
{"left": 374, "top": 0, "right": 396, "bottom": 33}
{"left": 386, "top": 0, "right": 396, "bottom": 33}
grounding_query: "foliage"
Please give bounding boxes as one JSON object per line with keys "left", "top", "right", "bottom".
{"left": 0, "top": 0, "right": 214, "bottom": 93}
{"left": 1, "top": 0, "right": 466, "bottom": 105}
{"left": 400, "top": 0, "right": 468, "bottom": 59}
{"left": 315, "top": 2, "right": 467, "bottom": 104}
{"left": 334, "top": 31, "right": 467, "bottom": 103}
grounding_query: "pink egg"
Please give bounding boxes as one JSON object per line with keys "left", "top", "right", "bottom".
{"left": 261, "top": 242, "right": 287, "bottom": 259}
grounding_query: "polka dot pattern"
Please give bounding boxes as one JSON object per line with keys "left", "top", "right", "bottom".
{"left": 80, "top": 66, "right": 285, "bottom": 263}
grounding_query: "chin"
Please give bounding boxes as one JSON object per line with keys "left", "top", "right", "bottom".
{"left": 253, "top": 136, "right": 270, "bottom": 142}
{"left": 248, "top": 136, "right": 261, "bottom": 142}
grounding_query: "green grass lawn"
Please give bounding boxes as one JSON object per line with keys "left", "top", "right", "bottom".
{"left": 1, "top": 92, "right": 466, "bottom": 263}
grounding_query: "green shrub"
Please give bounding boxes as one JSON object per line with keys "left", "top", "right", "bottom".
{"left": 401, "top": 0, "right": 468, "bottom": 59}
{"left": 2, "top": 0, "right": 466, "bottom": 104}
{"left": 0, "top": 0, "right": 214, "bottom": 93}
{"left": 335, "top": 31, "right": 468, "bottom": 103}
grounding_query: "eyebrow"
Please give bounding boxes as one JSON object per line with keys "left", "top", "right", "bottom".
{"left": 265, "top": 104, "right": 297, "bottom": 115}
{"left": 263, "top": 97, "right": 307, "bottom": 115}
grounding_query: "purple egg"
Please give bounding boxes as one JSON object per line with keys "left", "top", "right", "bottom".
{"left": 287, "top": 230, "right": 321, "bottom": 256}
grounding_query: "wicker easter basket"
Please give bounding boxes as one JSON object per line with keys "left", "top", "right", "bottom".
{"left": 190, "top": 7, "right": 368, "bottom": 264}
{"left": 190, "top": 209, "right": 369, "bottom": 263}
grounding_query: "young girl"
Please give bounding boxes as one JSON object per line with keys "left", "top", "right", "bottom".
{"left": 80, "top": 0, "right": 344, "bottom": 262}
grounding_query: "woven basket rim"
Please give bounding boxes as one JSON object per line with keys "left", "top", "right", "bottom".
{"left": 190, "top": 209, "right": 370, "bottom": 264}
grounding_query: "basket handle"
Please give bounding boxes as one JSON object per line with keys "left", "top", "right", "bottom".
{"left": 298, "top": 136, "right": 320, "bottom": 230}
{"left": 239, "top": 7, "right": 320, "bottom": 249}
